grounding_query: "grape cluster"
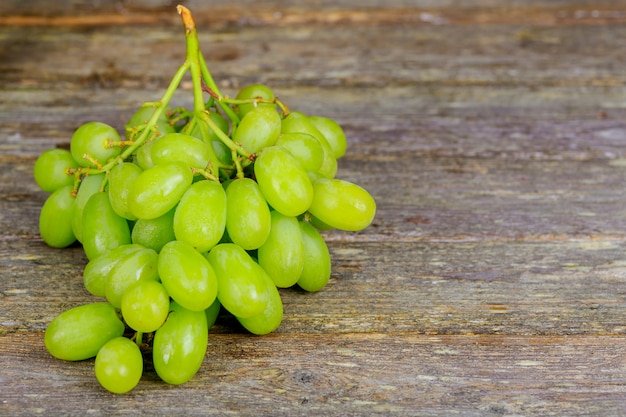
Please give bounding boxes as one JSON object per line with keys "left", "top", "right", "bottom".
{"left": 35, "top": 6, "right": 375, "bottom": 394}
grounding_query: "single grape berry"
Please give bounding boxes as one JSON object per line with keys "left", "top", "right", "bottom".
{"left": 70, "top": 121, "right": 122, "bottom": 168}
{"left": 44, "top": 302, "right": 125, "bottom": 361}
{"left": 95, "top": 337, "right": 143, "bottom": 394}
{"left": 33, "top": 148, "right": 79, "bottom": 193}
{"left": 39, "top": 184, "right": 76, "bottom": 248}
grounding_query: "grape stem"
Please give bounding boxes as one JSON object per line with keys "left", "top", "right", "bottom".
{"left": 179, "top": 4, "right": 222, "bottom": 180}
{"left": 69, "top": 5, "right": 269, "bottom": 190}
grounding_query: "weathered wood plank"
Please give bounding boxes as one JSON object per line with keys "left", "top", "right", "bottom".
{"left": 3, "top": 1, "right": 626, "bottom": 416}
{"left": 3, "top": 332, "right": 626, "bottom": 416}
{"left": 4, "top": 237, "right": 626, "bottom": 335}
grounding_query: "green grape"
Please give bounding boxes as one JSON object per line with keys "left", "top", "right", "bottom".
{"left": 153, "top": 300, "right": 208, "bottom": 385}
{"left": 174, "top": 180, "right": 226, "bottom": 253}
{"left": 258, "top": 211, "right": 304, "bottom": 288}
{"left": 39, "top": 184, "right": 76, "bottom": 248}
{"left": 308, "top": 115, "right": 347, "bottom": 159}
{"left": 82, "top": 192, "right": 132, "bottom": 260}
{"left": 254, "top": 146, "right": 313, "bottom": 217}
{"left": 129, "top": 162, "right": 193, "bottom": 220}
{"left": 188, "top": 112, "right": 230, "bottom": 144}
{"left": 44, "top": 302, "right": 125, "bottom": 361}
{"left": 158, "top": 240, "right": 217, "bottom": 312}
{"left": 212, "top": 139, "right": 233, "bottom": 166}
{"left": 131, "top": 207, "right": 176, "bottom": 252}
{"left": 237, "top": 262, "right": 283, "bottom": 335}
{"left": 105, "top": 247, "right": 159, "bottom": 308}
{"left": 308, "top": 178, "right": 376, "bottom": 231}
{"left": 235, "top": 84, "right": 276, "bottom": 117}
{"left": 297, "top": 221, "right": 331, "bottom": 292}
{"left": 275, "top": 132, "right": 324, "bottom": 173}
{"left": 33, "top": 148, "right": 79, "bottom": 193}
{"left": 205, "top": 297, "right": 221, "bottom": 330}
{"left": 108, "top": 162, "right": 142, "bottom": 221}
{"left": 225, "top": 178, "right": 271, "bottom": 250}
{"left": 125, "top": 105, "right": 175, "bottom": 138}
{"left": 314, "top": 137, "right": 338, "bottom": 179}
{"left": 308, "top": 214, "right": 334, "bottom": 231}
{"left": 232, "top": 106, "right": 281, "bottom": 154}
{"left": 70, "top": 121, "right": 122, "bottom": 168}
{"left": 281, "top": 111, "right": 337, "bottom": 178}
{"left": 206, "top": 243, "right": 269, "bottom": 319}
{"left": 151, "top": 133, "right": 212, "bottom": 169}
{"left": 71, "top": 173, "right": 105, "bottom": 243}
{"left": 121, "top": 280, "right": 170, "bottom": 333}
{"left": 135, "top": 139, "right": 155, "bottom": 170}
{"left": 205, "top": 111, "right": 230, "bottom": 142}
{"left": 186, "top": 116, "right": 233, "bottom": 166}
{"left": 83, "top": 244, "right": 144, "bottom": 297}
{"left": 94, "top": 337, "right": 143, "bottom": 394}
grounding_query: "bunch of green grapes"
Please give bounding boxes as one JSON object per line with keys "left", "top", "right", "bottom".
{"left": 34, "top": 6, "right": 375, "bottom": 394}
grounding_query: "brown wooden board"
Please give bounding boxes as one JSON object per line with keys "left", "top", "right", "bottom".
{"left": 2, "top": 1, "right": 626, "bottom": 416}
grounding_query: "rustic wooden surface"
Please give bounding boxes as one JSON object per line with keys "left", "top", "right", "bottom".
{"left": 3, "top": 1, "right": 626, "bottom": 415}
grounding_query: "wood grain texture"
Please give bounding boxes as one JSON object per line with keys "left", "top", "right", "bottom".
{"left": 2, "top": 1, "right": 626, "bottom": 416}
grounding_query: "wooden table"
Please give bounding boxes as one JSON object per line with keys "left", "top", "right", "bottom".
{"left": 3, "top": 1, "right": 626, "bottom": 415}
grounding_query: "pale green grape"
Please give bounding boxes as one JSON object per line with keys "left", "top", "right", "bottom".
{"left": 254, "top": 146, "right": 313, "bottom": 217}
{"left": 70, "top": 121, "right": 122, "bottom": 168}
{"left": 225, "top": 177, "right": 271, "bottom": 250}
{"left": 153, "top": 301, "right": 208, "bottom": 385}
{"left": 232, "top": 106, "right": 281, "bottom": 154}
{"left": 44, "top": 302, "right": 125, "bottom": 361}
{"left": 82, "top": 192, "right": 132, "bottom": 260}
{"left": 83, "top": 243, "right": 144, "bottom": 297}
{"left": 151, "top": 132, "right": 212, "bottom": 169}
{"left": 237, "top": 262, "right": 283, "bottom": 335}
{"left": 281, "top": 111, "right": 337, "bottom": 178}
{"left": 33, "top": 148, "right": 79, "bottom": 193}
{"left": 258, "top": 211, "right": 304, "bottom": 288}
{"left": 206, "top": 243, "right": 269, "bottom": 319}
{"left": 135, "top": 139, "right": 155, "bottom": 170}
{"left": 275, "top": 132, "right": 324, "bottom": 173}
{"left": 158, "top": 240, "right": 218, "bottom": 312}
{"left": 308, "top": 178, "right": 376, "bottom": 231}
{"left": 121, "top": 280, "right": 170, "bottom": 333}
{"left": 235, "top": 84, "right": 276, "bottom": 117}
{"left": 297, "top": 221, "right": 331, "bottom": 292}
{"left": 95, "top": 337, "right": 143, "bottom": 394}
{"left": 71, "top": 173, "right": 105, "bottom": 243}
{"left": 108, "top": 162, "right": 142, "bottom": 221}
{"left": 205, "top": 297, "right": 221, "bottom": 330}
{"left": 130, "top": 208, "right": 176, "bottom": 252}
{"left": 174, "top": 180, "right": 226, "bottom": 253}
{"left": 309, "top": 115, "right": 347, "bottom": 159}
{"left": 125, "top": 105, "right": 175, "bottom": 138}
{"left": 39, "top": 184, "right": 76, "bottom": 248}
{"left": 105, "top": 247, "right": 159, "bottom": 308}
{"left": 129, "top": 162, "right": 193, "bottom": 220}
